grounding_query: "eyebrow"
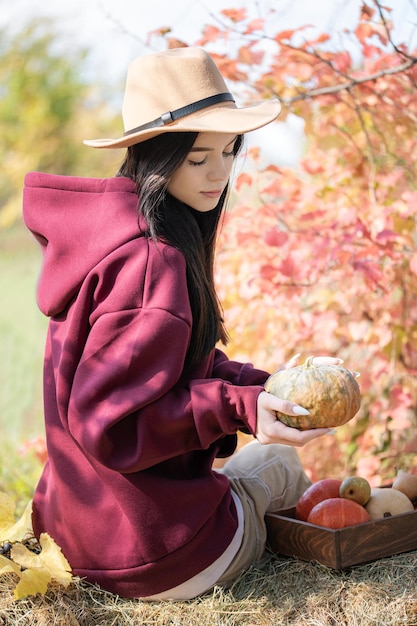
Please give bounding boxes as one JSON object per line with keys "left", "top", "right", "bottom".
{"left": 190, "top": 136, "right": 238, "bottom": 152}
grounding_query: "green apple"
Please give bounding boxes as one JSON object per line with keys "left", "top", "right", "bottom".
{"left": 339, "top": 476, "right": 371, "bottom": 506}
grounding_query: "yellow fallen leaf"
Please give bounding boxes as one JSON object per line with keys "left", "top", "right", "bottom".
{"left": 11, "top": 532, "right": 72, "bottom": 589}
{"left": 0, "top": 555, "right": 39, "bottom": 603}
{"left": 14, "top": 568, "right": 51, "bottom": 600}
{"left": 0, "top": 548, "right": 54, "bottom": 600}
{"left": 0, "top": 493, "right": 73, "bottom": 601}
{"left": 0, "top": 554, "right": 21, "bottom": 576}
{"left": 0, "top": 493, "right": 33, "bottom": 542}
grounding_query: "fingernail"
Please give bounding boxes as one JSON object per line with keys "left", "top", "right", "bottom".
{"left": 291, "top": 353, "right": 301, "bottom": 361}
{"left": 337, "top": 358, "right": 344, "bottom": 364}
{"left": 353, "top": 371, "right": 360, "bottom": 378}
{"left": 293, "top": 405, "right": 310, "bottom": 416}
{"left": 327, "top": 428, "right": 337, "bottom": 435}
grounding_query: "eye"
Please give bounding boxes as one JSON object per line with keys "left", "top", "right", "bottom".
{"left": 223, "top": 150, "right": 235, "bottom": 158}
{"left": 188, "top": 157, "right": 207, "bottom": 167}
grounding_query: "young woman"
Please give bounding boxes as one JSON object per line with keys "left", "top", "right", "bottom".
{"left": 23, "top": 47, "right": 338, "bottom": 600}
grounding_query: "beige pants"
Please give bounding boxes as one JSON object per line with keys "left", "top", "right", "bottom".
{"left": 215, "top": 440, "right": 312, "bottom": 586}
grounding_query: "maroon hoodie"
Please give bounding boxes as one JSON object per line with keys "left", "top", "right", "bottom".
{"left": 23, "top": 172, "right": 269, "bottom": 598}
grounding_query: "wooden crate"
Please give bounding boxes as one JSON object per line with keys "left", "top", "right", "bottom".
{"left": 266, "top": 507, "right": 417, "bottom": 569}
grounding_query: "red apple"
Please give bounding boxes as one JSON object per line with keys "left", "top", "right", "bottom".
{"left": 307, "top": 497, "right": 370, "bottom": 529}
{"left": 295, "top": 478, "right": 343, "bottom": 521}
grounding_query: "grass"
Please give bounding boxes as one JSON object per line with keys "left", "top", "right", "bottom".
{"left": 0, "top": 224, "right": 46, "bottom": 513}
{"left": 2, "top": 224, "right": 417, "bottom": 624}
{"left": 0, "top": 224, "right": 46, "bottom": 443}
{"left": 1, "top": 550, "right": 417, "bottom": 625}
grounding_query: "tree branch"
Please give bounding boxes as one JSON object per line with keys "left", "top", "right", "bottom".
{"left": 282, "top": 57, "right": 417, "bottom": 105}
{"left": 373, "top": 0, "right": 415, "bottom": 62}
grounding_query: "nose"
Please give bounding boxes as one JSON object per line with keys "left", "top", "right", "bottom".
{"left": 208, "top": 156, "right": 230, "bottom": 182}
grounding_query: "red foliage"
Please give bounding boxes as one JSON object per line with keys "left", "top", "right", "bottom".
{"left": 156, "top": 1, "right": 417, "bottom": 483}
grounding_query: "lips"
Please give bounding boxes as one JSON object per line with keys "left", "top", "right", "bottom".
{"left": 201, "top": 190, "right": 223, "bottom": 198}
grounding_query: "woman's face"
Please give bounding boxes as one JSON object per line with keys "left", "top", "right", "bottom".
{"left": 167, "top": 132, "right": 239, "bottom": 212}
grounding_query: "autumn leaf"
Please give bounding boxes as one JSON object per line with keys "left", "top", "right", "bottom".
{"left": 166, "top": 38, "right": 188, "bottom": 49}
{"left": 11, "top": 533, "right": 72, "bottom": 596}
{"left": 352, "top": 259, "right": 384, "bottom": 288}
{"left": 0, "top": 532, "right": 73, "bottom": 600}
{"left": 0, "top": 554, "right": 21, "bottom": 577}
{"left": 274, "top": 28, "right": 297, "bottom": 42}
{"left": 221, "top": 8, "right": 246, "bottom": 22}
{"left": 278, "top": 254, "right": 299, "bottom": 279}
{"left": 15, "top": 568, "right": 53, "bottom": 599}
{"left": 198, "top": 24, "right": 221, "bottom": 44}
{"left": 0, "top": 492, "right": 33, "bottom": 542}
{"left": 333, "top": 51, "right": 352, "bottom": 73}
{"left": 146, "top": 26, "right": 171, "bottom": 39}
{"left": 0, "top": 491, "right": 72, "bottom": 599}
{"left": 260, "top": 263, "right": 278, "bottom": 281}
{"left": 244, "top": 19, "right": 265, "bottom": 35}
{"left": 361, "top": 4, "right": 375, "bottom": 19}
{"left": 410, "top": 253, "right": 417, "bottom": 276}
{"left": 263, "top": 227, "right": 288, "bottom": 247}
{"left": 309, "top": 32, "right": 331, "bottom": 45}
{"left": 236, "top": 172, "right": 253, "bottom": 190}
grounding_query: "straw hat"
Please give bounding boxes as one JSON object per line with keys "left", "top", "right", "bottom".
{"left": 84, "top": 47, "right": 281, "bottom": 149}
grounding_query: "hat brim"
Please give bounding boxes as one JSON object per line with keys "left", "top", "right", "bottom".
{"left": 83, "top": 100, "right": 281, "bottom": 149}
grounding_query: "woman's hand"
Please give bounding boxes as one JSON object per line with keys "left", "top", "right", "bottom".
{"left": 255, "top": 354, "right": 346, "bottom": 446}
{"left": 255, "top": 390, "right": 333, "bottom": 446}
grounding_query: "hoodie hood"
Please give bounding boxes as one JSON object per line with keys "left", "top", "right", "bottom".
{"left": 23, "top": 172, "right": 140, "bottom": 317}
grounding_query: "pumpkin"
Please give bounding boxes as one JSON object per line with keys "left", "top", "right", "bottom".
{"left": 295, "top": 478, "right": 342, "bottom": 521}
{"left": 392, "top": 470, "right": 417, "bottom": 503}
{"left": 307, "top": 497, "right": 370, "bottom": 529}
{"left": 365, "top": 487, "right": 414, "bottom": 520}
{"left": 264, "top": 356, "right": 361, "bottom": 430}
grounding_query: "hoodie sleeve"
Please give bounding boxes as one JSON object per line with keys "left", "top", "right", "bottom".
{"left": 65, "top": 240, "right": 263, "bottom": 473}
{"left": 212, "top": 349, "right": 270, "bottom": 386}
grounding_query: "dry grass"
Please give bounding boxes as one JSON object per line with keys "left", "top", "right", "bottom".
{"left": 1, "top": 550, "right": 417, "bottom": 626}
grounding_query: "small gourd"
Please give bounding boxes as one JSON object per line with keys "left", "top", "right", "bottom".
{"left": 264, "top": 356, "right": 361, "bottom": 430}
{"left": 365, "top": 487, "right": 414, "bottom": 520}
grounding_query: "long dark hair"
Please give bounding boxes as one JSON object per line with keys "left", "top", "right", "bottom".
{"left": 117, "top": 131, "right": 244, "bottom": 370}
